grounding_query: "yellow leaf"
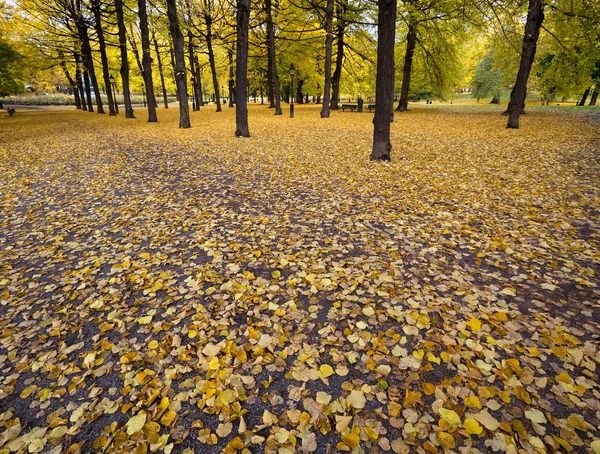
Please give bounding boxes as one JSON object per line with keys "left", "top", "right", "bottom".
{"left": 160, "top": 410, "right": 176, "bottom": 427}
{"left": 341, "top": 432, "right": 360, "bottom": 449}
{"left": 466, "top": 318, "right": 482, "bottom": 332}
{"left": 438, "top": 432, "right": 455, "bottom": 449}
{"left": 319, "top": 364, "right": 335, "bottom": 378}
{"left": 126, "top": 413, "right": 147, "bottom": 435}
{"left": 347, "top": 390, "right": 366, "bottom": 409}
{"left": 316, "top": 391, "right": 332, "bottom": 405}
{"left": 439, "top": 408, "right": 461, "bottom": 427}
{"left": 208, "top": 357, "right": 220, "bottom": 370}
{"left": 463, "top": 418, "right": 483, "bottom": 435}
{"left": 147, "top": 340, "right": 159, "bottom": 349}
{"left": 464, "top": 395, "right": 481, "bottom": 408}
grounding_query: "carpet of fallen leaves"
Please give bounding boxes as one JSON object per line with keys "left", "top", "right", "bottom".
{"left": 0, "top": 104, "right": 599, "bottom": 454}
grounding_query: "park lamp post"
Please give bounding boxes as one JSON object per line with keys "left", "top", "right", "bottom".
{"left": 289, "top": 63, "right": 296, "bottom": 118}
{"left": 109, "top": 75, "right": 119, "bottom": 114}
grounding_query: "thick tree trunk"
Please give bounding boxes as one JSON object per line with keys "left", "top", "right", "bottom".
{"left": 153, "top": 32, "right": 169, "bottom": 109}
{"left": 296, "top": 79, "right": 304, "bottom": 104}
{"left": 74, "top": 52, "right": 86, "bottom": 111}
{"left": 320, "top": 0, "right": 334, "bottom": 118}
{"left": 330, "top": 10, "right": 346, "bottom": 110}
{"left": 265, "top": 0, "right": 282, "bottom": 114}
{"left": 227, "top": 48, "right": 234, "bottom": 107}
{"left": 83, "top": 69, "right": 94, "bottom": 112}
{"left": 205, "top": 18, "right": 221, "bottom": 112}
{"left": 195, "top": 57, "right": 203, "bottom": 105}
{"left": 235, "top": 0, "right": 250, "bottom": 137}
{"left": 138, "top": 0, "right": 158, "bottom": 122}
{"left": 91, "top": 0, "right": 116, "bottom": 115}
{"left": 577, "top": 88, "right": 590, "bottom": 106}
{"left": 115, "top": 0, "right": 134, "bottom": 118}
{"left": 396, "top": 22, "right": 416, "bottom": 112}
{"left": 187, "top": 31, "right": 201, "bottom": 111}
{"left": 589, "top": 90, "right": 598, "bottom": 106}
{"left": 78, "top": 22, "right": 104, "bottom": 114}
{"left": 506, "top": 0, "right": 544, "bottom": 128}
{"left": 371, "top": 0, "right": 396, "bottom": 161}
{"left": 166, "top": 0, "right": 190, "bottom": 127}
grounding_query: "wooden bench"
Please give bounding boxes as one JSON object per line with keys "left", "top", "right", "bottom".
{"left": 341, "top": 104, "right": 357, "bottom": 112}
{"left": 6, "top": 107, "right": 15, "bottom": 117}
{"left": 367, "top": 104, "right": 376, "bottom": 112}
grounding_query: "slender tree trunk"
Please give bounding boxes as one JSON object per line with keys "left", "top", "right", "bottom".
{"left": 589, "top": 90, "right": 598, "bottom": 106}
{"left": 138, "top": 0, "right": 158, "bottom": 122}
{"left": 115, "top": 0, "right": 134, "bottom": 118}
{"left": 83, "top": 69, "right": 94, "bottom": 112}
{"left": 371, "top": 0, "right": 396, "bottom": 161}
{"left": 166, "top": 0, "right": 190, "bottom": 127}
{"left": 396, "top": 22, "right": 416, "bottom": 112}
{"left": 235, "top": 0, "right": 250, "bottom": 137}
{"left": 205, "top": 18, "right": 221, "bottom": 112}
{"left": 187, "top": 31, "right": 200, "bottom": 111}
{"left": 296, "top": 79, "right": 304, "bottom": 104}
{"left": 74, "top": 52, "right": 86, "bottom": 111}
{"left": 330, "top": 11, "right": 346, "bottom": 110}
{"left": 59, "top": 53, "right": 81, "bottom": 109}
{"left": 320, "top": 0, "right": 334, "bottom": 118}
{"left": 91, "top": 0, "right": 116, "bottom": 115}
{"left": 152, "top": 33, "right": 169, "bottom": 109}
{"left": 169, "top": 45, "right": 177, "bottom": 96}
{"left": 577, "top": 87, "right": 590, "bottom": 106}
{"left": 266, "top": 33, "right": 274, "bottom": 107}
{"left": 78, "top": 21, "right": 104, "bottom": 114}
{"left": 506, "top": 0, "right": 544, "bottom": 128}
{"left": 228, "top": 48, "right": 235, "bottom": 107}
{"left": 195, "top": 58, "right": 203, "bottom": 105}
{"left": 265, "top": 0, "right": 282, "bottom": 115}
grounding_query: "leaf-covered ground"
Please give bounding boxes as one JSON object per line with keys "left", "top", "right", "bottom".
{"left": 0, "top": 104, "right": 599, "bottom": 454}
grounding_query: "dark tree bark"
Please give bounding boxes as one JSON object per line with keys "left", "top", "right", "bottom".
{"left": 59, "top": 53, "right": 81, "bottom": 109}
{"left": 589, "top": 90, "right": 598, "bottom": 106}
{"left": 330, "top": 7, "right": 346, "bottom": 110}
{"left": 506, "top": 0, "right": 544, "bottom": 128}
{"left": 115, "top": 0, "right": 134, "bottom": 118}
{"left": 235, "top": 0, "right": 250, "bottom": 137}
{"left": 265, "top": 0, "right": 282, "bottom": 114}
{"left": 296, "top": 79, "right": 304, "bottom": 103}
{"left": 371, "top": 0, "right": 396, "bottom": 161}
{"left": 169, "top": 45, "right": 177, "bottom": 95}
{"left": 187, "top": 31, "right": 200, "bottom": 111}
{"left": 91, "top": 0, "right": 116, "bottom": 115}
{"left": 74, "top": 52, "right": 86, "bottom": 111}
{"left": 83, "top": 69, "right": 94, "bottom": 112}
{"left": 205, "top": 15, "right": 221, "bottom": 112}
{"left": 490, "top": 96, "right": 500, "bottom": 104}
{"left": 153, "top": 32, "right": 169, "bottom": 109}
{"left": 195, "top": 57, "right": 203, "bottom": 105}
{"left": 138, "top": 0, "right": 158, "bottom": 122}
{"left": 396, "top": 22, "right": 416, "bottom": 112}
{"left": 166, "top": 0, "right": 190, "bottom": 127}
{"left": 577, "top": 87, "right": 590, "bottom": 106}
{"left": 320, "top": 0, "right": 334, "bottom": 118}
{"left": 228, "top": 48, "right": 235, "bottom": 108}
{"left": 78, "top": 20, "right": 104, "bottom": 114}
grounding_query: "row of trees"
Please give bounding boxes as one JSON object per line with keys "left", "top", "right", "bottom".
{"left": 3, "top": 0, "right": 599, "bottom": 158}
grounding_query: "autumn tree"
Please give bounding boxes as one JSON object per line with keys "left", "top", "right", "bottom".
{"left": 166, "top": 0, "right": 190, "bottom": 127}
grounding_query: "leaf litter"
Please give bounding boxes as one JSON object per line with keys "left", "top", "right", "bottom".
{"left": 0, "top": 104, "right": 599, "bottom": 453}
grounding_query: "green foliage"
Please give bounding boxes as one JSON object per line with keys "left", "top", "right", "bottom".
{"left": 471, "top": 52, "right": 503, "bottom": 101}
{"left": 0, "top": 40, "right": 24, "bottom": 96}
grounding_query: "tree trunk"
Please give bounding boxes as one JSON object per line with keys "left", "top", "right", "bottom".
{"left": 115, "top": 0, "right": 134, "bottom": 118}
{"left": 490, "top": 95, "right": 500, "bottom": 104}
{"left": 235, "top": 0, "right": 250, "bottom": 137}
{"left": 169, "top": 45, "right": 177, "bottom": 96}
{"left": 59, "top": 53, "right": 80, "bottom": 109}
{"left": 187, "top": 31, "right": 201, "bottom": 111}
{"left": 153, "top": 32, "right": 169, "bottom": 109}
{"left": 265, "top": 0, "right": 282, "bottom": 115}
{"left": 78, "top": 21, "right": 104, "bottom": 114}
{"left": 228, "top": 48, "right": 235, "bottom": 108}
{"left": 205, "top": 18, "right": 221, "bottom": 112}
{"left": 320, "top": 0, "right": 334, "bottom": 118}
{"left": 396, "top": 22, "right": 416, "bottom": 112}
{"left": 195, "top": 57, "right": 203, "bottom": 105}
{"left": 371, "top": 0, "right": 396, "bottom": 161}
{"left": 138, "top": 0, "right": 158, "bottom": 122}
{"left": 166, "top": 0, "right": 190, "bottom": 127}
{"left": 91, "top": 0, "right": 116, "bottom": 115}
{"left": 589, "top": 90, "right": 598, "bottom": 106}
{"left": 296, "top": 79, "right": 304, "bottom": 104}
{"left": 330, "top": 9, "right": 346, "bottom": 110}
{"left": 74, "top": 52, "right": 86, "bottom": 111}
{"left": 506, "top": 0, "right": 544, "bottom": 128}
{"left": 83, "top": 69, "right": 94, "bottom": 112}
{"left": 577, "top": 87, "right": 590, "bottom": 106}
